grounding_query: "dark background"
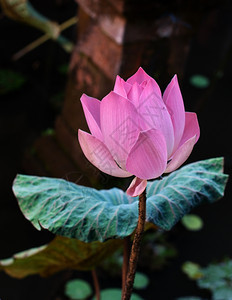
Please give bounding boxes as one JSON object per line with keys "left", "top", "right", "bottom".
{"left": 0, "top": 1, "right": 232, "bottom": 299}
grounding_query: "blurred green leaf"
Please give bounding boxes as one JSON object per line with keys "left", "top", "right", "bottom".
{"left": 189, "top": 74, "right": 210, "bottom": 88}
{"left": 198, "top": 260, "right": 232, "bottom": 300}
{"left": 212, "top": 286, "right": 232, "bottom": 300}
{"left": 65, "top": 279, "right": 92, "bottom": 300}
{"left": 134, "top": 272, "right": 149, "bottom": 289}
{"left": 182, "top": 261, "right": 203, "bottom": 280}
{"left": 182, "top": 259, "right": 232, "bottom": 300}
{"left": 0, "top": 69, "right": 26, "bottom": 94}
{"left": 181, "top": 214, "right": 203, "bottom": 231}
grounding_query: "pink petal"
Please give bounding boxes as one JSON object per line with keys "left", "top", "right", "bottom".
{"left": 126, "top": 177, "right": 147, "bottom": 197}
{"left": 113, "top": 75, "right": 131, "bottom": 98}
{"left": 137, "top": 80, "right": 174, "bottom": 157}
{"left": 179, "top": 112, "right": 200, "bottom": 146}
{"left": 165, "top": 135, "right": 196, "bottom": 173}
{"left": 126, "top": 129, "right": 167, "bottom": 180}
{"left": 127, "top": 82, "right": 144, "bottom": 106}
{"left": 126, "top": 67, "right": 161, "bottom": 97}
{"left": 163, "top": 75, "right": 185, "bottom": 154}
{"left": 80, "top": 94, "right": 103, "bottom": 141}
{"left": 100, "top": 91, "right": 140, "bottom": 170}
{"left": 78, "top": 130, "right": 131, "bottom": 177}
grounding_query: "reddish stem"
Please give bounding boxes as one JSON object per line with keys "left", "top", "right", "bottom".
{"left": 122, "top": 189, "right": 146, "bottom": 300}
{"left": 92, "top": 269, "right": 100, "bottom": 300}
{"left": 122, "top": 236, "right": 130, "bottom": 298}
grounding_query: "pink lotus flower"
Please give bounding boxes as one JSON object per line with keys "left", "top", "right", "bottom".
{"left": 78, "top": 67, "right": 200, "bottom": 197}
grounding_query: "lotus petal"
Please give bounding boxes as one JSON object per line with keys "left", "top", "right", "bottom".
{"left": 80, "top": 94, "right": 103, "bottom": 141}
{"left": 101, "top": 91, "right": 140, "bottom": 169}
{"left": 78, "top": 130, "right": 131, "bottom": 177}
{"left": 126, "top": 129, "right": 167, "bottom": 179}
{"left": 113, "top": 76, "right": 131, "bottom": 98}
{"left": 165, "top": 135, "right": 196, "bottom": 173}
{"left": 126, "top": 177, "right": 147, "bottom": 197}
{"left": 180, "top": 112, "right": 200, "bottom": 146}
{"left": 163, "top": 75, "right": 185, "bottom": 153}
{"left": 138, "top": 80, "right": 174, "bottom": 157}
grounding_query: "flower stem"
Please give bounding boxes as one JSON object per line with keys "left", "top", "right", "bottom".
{"left": 122, "top": 189, "right": 146, "bottom": 300}
{"left": 122, "top": 236, "right": 130, "bottom": 297}
{"left": 91, "top": 269, "right": 100, "bottom": 300}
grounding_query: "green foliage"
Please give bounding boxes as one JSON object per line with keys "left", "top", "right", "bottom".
{"left": 182, "top": 259, "right": 232, "bottom": 300}
{"left": 182, "top": 262, "right": 203, "bottom": 280}
{"left": 12, "top": 158, "right": 228, "bottom": 243}
{"left": 0, "top": 69, "right": 26, "bottom": 94}
{"left": 0, "top": 236, "right": 122, "bottom": 278}
{"left": 181, "top": 214, "right": 203, "bottom": 231}
{"left": 92, "top": 288, "right": 143, "bottom": 300}
{"left": 134, "top": 272, "right": 149, "bottom": 289}
{"left": 198, "top": 260, "right": 232, "bottom": 300}
{"left": 189, "top": 74, "right": 210, "bottom": 88}
{"left": 65, "top": 279, "right": 92, "bottom": 300}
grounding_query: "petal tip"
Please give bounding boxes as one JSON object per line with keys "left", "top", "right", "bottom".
{"left": 170, "top": 74, "right": 179, "bottom": 86}
{"left": 126, "top": 177, "right": 147, "bottom": 197}
{"left": 80, "top": 93, "right": 88, "bottom": 102}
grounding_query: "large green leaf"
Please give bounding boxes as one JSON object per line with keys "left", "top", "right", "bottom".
{"left": 13, "top": 176, "right": 139, "bottom": 242}
{"left": 0, "top": 236, "right": 122, "bottom": 278}
{"left": 146, "top": 157, "right": 228, "bottom": 230}
{"left": 13, "top": 158, "right": 228, "bottom": 242}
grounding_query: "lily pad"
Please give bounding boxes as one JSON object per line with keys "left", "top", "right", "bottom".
{"left": 189, "top": 74, "right": 210, "bottom": 88}
{"left": 134, "top": 272, "right": 149, "bottom": 289}
{"left": 65, "top": 279, "right": 92, "bottom": 300}
{"left": 182, "top": 261, "right": 203, "bottom": 280}
{"left": 181, "top": 214, "right": 203, "bottom": 231}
